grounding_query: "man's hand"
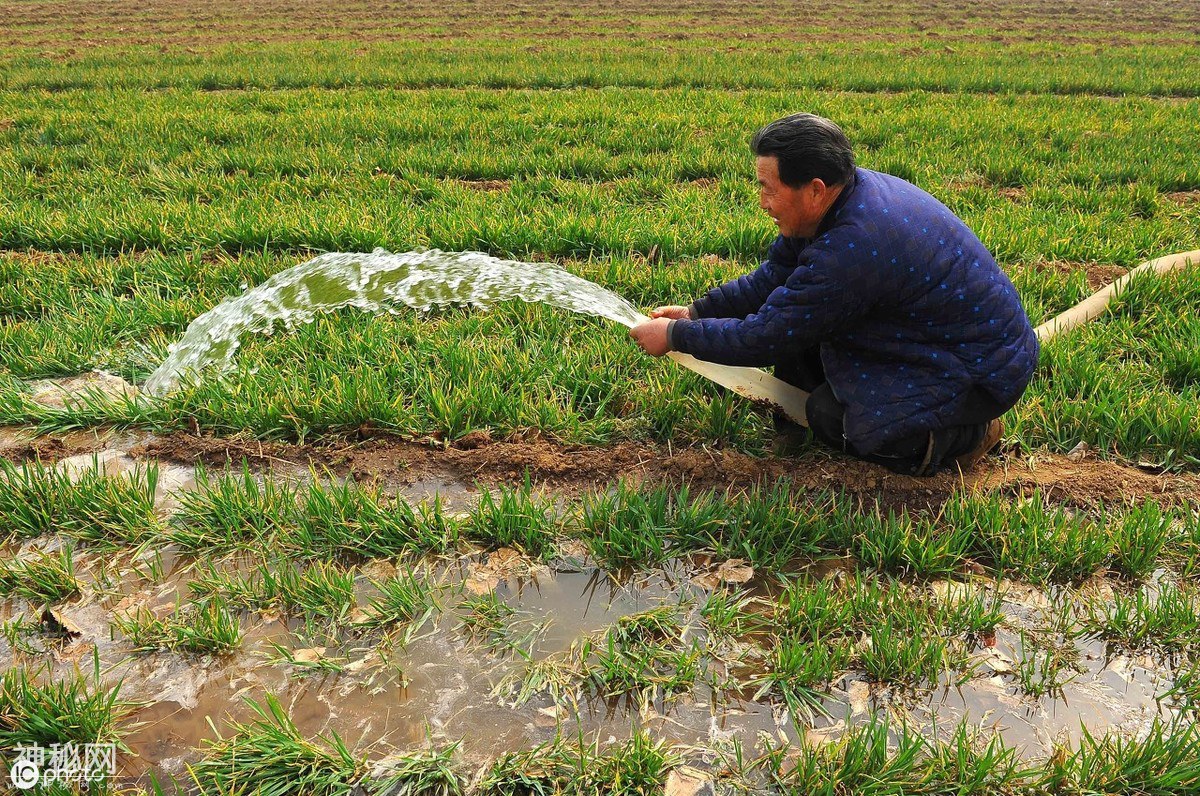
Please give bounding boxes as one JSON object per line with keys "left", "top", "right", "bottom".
{"left": 629, "top": 318, "right": 672, "bottom": 357}
{"left": 648, "top": 305, "right": 692, "bottom": 320}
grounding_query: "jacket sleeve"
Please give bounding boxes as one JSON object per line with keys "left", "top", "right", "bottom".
{"left": 689, "top": 235, "right": 800, "bottom": 320}
{"left": 669, "top": 234, "right": 875, "bottom": 367}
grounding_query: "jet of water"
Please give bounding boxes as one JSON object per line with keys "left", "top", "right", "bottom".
{"left": 143, "top": 249, "right": 649, "bottom": 396}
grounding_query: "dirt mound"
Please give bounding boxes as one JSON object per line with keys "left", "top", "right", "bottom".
{"left": 4, "top": 423, "right": 1192, "bottom": 509}
{"left": 0, "top": 427, "right": 121, "bottom": 463}
{"left": 1029, "top": 260, "right": 1130, "bottom": 292}
{"left": 122, "top": 431, "right": 1198, "bottom": 510}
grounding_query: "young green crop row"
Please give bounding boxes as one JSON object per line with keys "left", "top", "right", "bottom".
{"left": 3, "top": 662, "right": 1199, "bottom": 796}
{"left": 1, "top": 88, "right": 1196, "bottom": 259}
{"left": 7, "top": 0, "right": 1195, "bottom": 102}
{"left": 2, "top": 461, "right": 1198, "bottom": 582}
{"left": 488, "top": 579, "right": 1005, "bottom": 714}
{"left": 8, "top": 541, "right": 1197, "bottom": 712}
{"left": 3, "top": 39, "right": 1199, "bottom": 97}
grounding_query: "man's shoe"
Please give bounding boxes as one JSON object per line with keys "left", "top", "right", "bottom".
{"left": 953, "top": 418, "right": 1004, "bottom": 471}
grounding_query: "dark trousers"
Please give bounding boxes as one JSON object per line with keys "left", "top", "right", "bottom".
{"left": 776, "top": 347, "right": 1014, "bottom": 477}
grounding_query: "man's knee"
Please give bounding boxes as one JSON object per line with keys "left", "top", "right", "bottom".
{"left": 804, "top": 383, "right": 846, "bottom": 450}
{"left": 774, "top": 346, "right": 825, "bottom": 393}
{"left": 800, "top": 385, "right": 998, "bottom": 477}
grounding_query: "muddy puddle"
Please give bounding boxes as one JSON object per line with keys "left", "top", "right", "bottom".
{"left": 2, "top": 514, "right": 1188, "bottom": 789}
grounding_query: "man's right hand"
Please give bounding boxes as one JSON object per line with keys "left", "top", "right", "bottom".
{"left": 648, "top": 305, "right": 693, "bottom": 320}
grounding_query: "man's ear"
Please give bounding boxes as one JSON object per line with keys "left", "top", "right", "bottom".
{"left": 799, "top": 178, "right": 824, "bottom": 208}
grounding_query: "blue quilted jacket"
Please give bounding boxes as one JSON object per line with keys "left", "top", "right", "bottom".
{"left": 668, "top": 167, "right": 1038, "bottom": 454}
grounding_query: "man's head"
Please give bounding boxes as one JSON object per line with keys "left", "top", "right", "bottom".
{"left": 751, "top": 113, "right": 855, "bottom": 239}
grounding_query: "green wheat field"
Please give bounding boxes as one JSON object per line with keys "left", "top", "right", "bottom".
{"left": 1, "top": 1, "right": 1199, "bottom": 794}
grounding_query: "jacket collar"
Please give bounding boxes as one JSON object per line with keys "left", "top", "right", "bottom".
{"left": 815, "top": 167, "right": 859, "bottom": 238}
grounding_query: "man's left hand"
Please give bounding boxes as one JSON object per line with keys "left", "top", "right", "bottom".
{"left": 629, "top": 318, "right": 672, "bottom": 357}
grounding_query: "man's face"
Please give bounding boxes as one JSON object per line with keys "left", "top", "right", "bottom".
{"left": 755, "top": 155, "right": 826, "bottom": 239}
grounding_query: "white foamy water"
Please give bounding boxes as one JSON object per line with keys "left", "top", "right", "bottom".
{"left": 143, "top": 249, "right": 649, "bottom": 396}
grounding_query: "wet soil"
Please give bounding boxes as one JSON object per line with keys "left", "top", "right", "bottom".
{"left": 4, "top": 425, "right": 1193, "bottom": 513}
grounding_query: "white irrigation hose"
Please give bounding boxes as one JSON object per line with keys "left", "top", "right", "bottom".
{"left": 667, "top": 350, "right": 812, "bottom": 423}
{"left": 1032, "top": 249, "right": 1200, "bottom": 341}
{"left": 668, "top": 249, "right": 1200, "bottom": 426}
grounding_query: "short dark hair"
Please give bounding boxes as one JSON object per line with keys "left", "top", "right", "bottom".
{"left": 750, "top": 113, "right": 855, "bottom": 188}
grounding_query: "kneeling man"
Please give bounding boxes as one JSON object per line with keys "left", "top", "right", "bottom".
{"left": 630, "top": 113, "right": 1038, "bottom": 476}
